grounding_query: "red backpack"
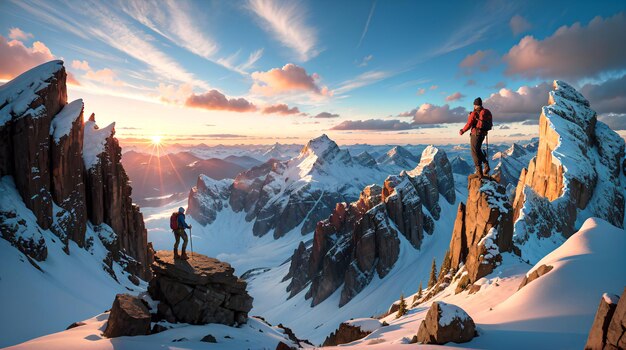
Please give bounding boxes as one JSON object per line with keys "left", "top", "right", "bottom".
{"left": 475, "top": 109, "right": 493, "bottom": 131}
{"left": 170, "top": 212, "right": 179, "bottom": 230}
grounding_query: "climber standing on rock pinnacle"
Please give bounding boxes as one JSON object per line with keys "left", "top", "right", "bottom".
{"left": 170, "top": 207, "right": 192, "bottom": 260}
{"left": 459, "top": 97, "right": 493, "bottom": 176}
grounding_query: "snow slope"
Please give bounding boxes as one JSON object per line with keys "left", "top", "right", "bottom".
{"left": 0, "top": 177, "right": 142, "bottom": 348}
{"left": 324, "top": 217, "right": 625, "bottom": 349}
{"left": 5, "top": 314, "right": 303, "bottom": 350}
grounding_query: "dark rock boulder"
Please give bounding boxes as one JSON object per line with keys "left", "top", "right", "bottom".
{"left": 416, "top": 301, "right": 476, "bottom": 345}
{"left": 148, "top": 251, "right": 253, "bottom": 326}
{"left": 283, "top": 241, "right": 310, "bottom": 298}
{"left": 103, "top": 294, "right": 151, "bottom": 338}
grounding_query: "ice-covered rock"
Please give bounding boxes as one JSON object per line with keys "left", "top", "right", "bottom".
{"left": 187, "top": 175, "right": 232, "bottom": 225}
{"left": 377, "top": 145, "right": 420, "bottom": 169}
{"left": 217, "top": 134, "right": 392, "bottom": 239}
{"left": 285, "top": 146, "right": 455, "bottom": 306}
{"left": 512, "top": 81, "right": 625, "bottom": 263}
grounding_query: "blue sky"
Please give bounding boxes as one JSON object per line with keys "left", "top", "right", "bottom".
{"left": 1, "top": 0, "right": 625, "bottom": 145}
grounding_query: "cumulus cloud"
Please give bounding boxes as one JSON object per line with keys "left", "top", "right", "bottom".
{"left": 251, "top": 63, "right": 329, "bottom": 96}
{"left": 599, "top": 114, "right": 626, "bottom": 131}
{"left": 313, "top": 112, "right": 339, "bottom": 118}
{"left": 509, "top": 15, "right": 531, "bottom": 35}
{"left": 459, "top": 49, "right": 497, "bottom": 74}
{"left": 330, "top": 119, "right": 414, "bottom": 131}
{"left": 185, "top": 90, "right": 257, "bottom": 112}
{"left": 158, "top": 83, "right": 194, "bottom": 104}
{"left": 484, "top": 82, "right": 551, "bottom": 121}
{"left": 247, "top": 0, "right": 318, "bottom": 61}
{"left": 262, "top": 103, "right": 301, "bottom": 115}
{"left": 430, "top": 85, "right": 438, "bottom": 90}
{"left": 8, "top": 27, "right": 33, "bottom": 41}
{"left": 417, "top": 88, "right": 426, "bottom": 95}
{"left": 445, "top": 92, "right": 465, "bottom": 102}
{"left": 0, "top": 35, "right": 54, "bottom": 79}
{"left": 71, "top": 60, "right": 91, "bottom": 71}
{"left": 83, "top": 67, "right": 125, "bottom": 86}
{"left": 402, "top": 103, "right": 468, "bottom": 124}
{"left": 580, "top": 74, "right": 626, "bottom": 114}
{"left": 504, "top": 13, "right": 626, "bottom": 80}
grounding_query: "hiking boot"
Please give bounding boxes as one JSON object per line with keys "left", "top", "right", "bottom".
{"left": 180, "top": 252, "right": 189, "bottom": 260}
{"left": 483, "top": 163, "right": 491, "bottom": 176}
{"left": 173, "top": 250, "right": 179, "bottom": 259}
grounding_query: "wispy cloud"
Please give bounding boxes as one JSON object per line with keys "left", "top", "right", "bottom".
{"left": 334, "top": 70, "right": 392, "bottom": 95}
{"left": 247, "top": 0, "right": 318, "bottom": 61}
{"left": 357, "top": 0, "right": 376, "bottom": 48}
{"left": 14, "top": 0, "right": 211, "bottom": 90}
{"left": 122, "top": 0, "right": 263, "bottom": 75}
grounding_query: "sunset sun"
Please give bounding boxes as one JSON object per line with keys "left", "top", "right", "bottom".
{"left": 150, "top": 135, "right": 163, "bottom": 145}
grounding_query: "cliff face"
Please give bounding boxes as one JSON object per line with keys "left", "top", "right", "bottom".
{"left": 512, "top": 80, "right": 624, "bottom": 262}
{"left": 0, "top": 60, "right": 151, "bottom": 280}
{"left": 285, "top": 146, "right": 455, "bottom": 307}
{"left": 448, "top": 175, "right": 514, "bottom": 286}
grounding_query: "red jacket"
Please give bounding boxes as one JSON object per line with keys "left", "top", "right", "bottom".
{"left": 461, "top": 108, "right": 491, "bottom": 134}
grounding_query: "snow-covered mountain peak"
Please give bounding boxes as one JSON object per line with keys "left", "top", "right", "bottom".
{"left": 298, "top": 134, "right": 338, "bottom": 159}
{"left": 376, "top": 145, "right": 419, "bottom": 169}
{"left": 83, "top": 118, "right": 115, "bottom": 170}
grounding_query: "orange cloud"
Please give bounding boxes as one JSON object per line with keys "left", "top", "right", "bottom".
{"left": 251, "top": 63, "right": 329, "bottom": 96}
{"left": 185, "top": 90, "right": 257, "bottom": 112}
{"left": 8, "top": 27, "right": 33, "bottom": 41}
{"left": 459, "top": 49, "right": 497, "bottom": 74}
{"left": 0, "top": 35, "right": 55, "bottom": 79}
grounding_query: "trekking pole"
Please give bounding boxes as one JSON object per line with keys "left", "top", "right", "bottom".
{"left": 189, "top": 227, "right": 194, "bottom": 260}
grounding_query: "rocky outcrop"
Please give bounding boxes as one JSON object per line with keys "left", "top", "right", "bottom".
{"left": 0, "top": 61, "right": 67, "bottom": 232}
{"left": 585, "top": 291, "right": 621, "bottom": 350}
{"left": 323, "top": 319, "right": 382, "bottom": 346}
{"left": 50, "top": 99, "right": 88, "bottom": 247}
{"left": 103, "top": 294, "right": 151, "bottom": 338}
{"left": 0, "top": 60, "right": 152, "bottom": 279}
{"left": 448, "top": 175, "right": 513, "bottom": 287}
{"left": 285, "top": 147, "right": 455, "bottom": 306}
{"left": 148, "top": 251, "right": 253, "bottom": 326}
{"left": 83, "top": 114, "right": 151, "bottom": 279}
{"left": 512, "top": 81, "right": 624, "bottom": 261}
{"left": 416, "top": 301, "right": 476, "bottom": 345}
{"left": 187, "top": 175, "right": 232, "bottom": 225}
{"left": 518, "top": 264, "right": 553, "bottom": 290}
{"left": 606, "top": 288, "right": 626, "bottom": 350}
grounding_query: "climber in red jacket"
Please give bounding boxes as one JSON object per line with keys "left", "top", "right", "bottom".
{"left": 459, "top": 97, "right": 493, "bottom": 176}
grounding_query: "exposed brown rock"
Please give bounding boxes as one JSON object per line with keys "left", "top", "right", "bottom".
{"left": 585, "top": 292, "right": 619, "bottom": 350}
{"left": 50, "top": 100, "right": 88, "bottom": 248}
{"left": 606, "top": 288, "right": 626, "bottom": 349}
{"left": 512, "top": 81, "right": 624, "bottom": 256}
{"left": 416, "top": 301, "right": 476, "bottom": 345}
{"left": 148, "top": 251, "right": 253, "bottom": 326}
{"left": 518, "top": 264, "right": 553, "bottom": 290}
{"left": 323, "top": 322, "right": 372, "bottom": 346}
{"left": 103, "top": 294, "right": 151, "bottom": 338}
{"left": 449, "top": 175, "right": 513, "bottom": 285}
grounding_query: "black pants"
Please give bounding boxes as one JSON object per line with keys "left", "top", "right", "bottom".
{"left": 470, "top": 132, "right": 488, "bottom": 168}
